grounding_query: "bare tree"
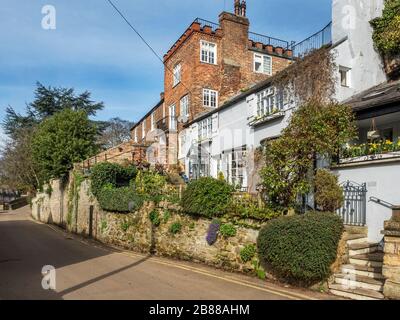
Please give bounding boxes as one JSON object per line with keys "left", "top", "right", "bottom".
{"left": 98, "top": 118, "right": 135, "bottom": 149}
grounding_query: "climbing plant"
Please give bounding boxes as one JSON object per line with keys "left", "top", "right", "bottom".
{"left": 260, "top": 100, "right": 357, "bottom": 208}
{"left": 371, "top": 0, "right": 400, "bottom": 55}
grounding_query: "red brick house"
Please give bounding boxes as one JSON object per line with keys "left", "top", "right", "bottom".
{"left": 102, "top": 1, "right": 294, "bottom": 168}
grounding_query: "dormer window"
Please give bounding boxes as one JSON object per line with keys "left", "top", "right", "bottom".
{"left": 200, "top": 41, "right": 217, "bottom": 65}
{"left": 173, "top": 63, "right": 181, "bottom": 87}
{"left": 254, "top": 53, "right": 272, "bottom": 75}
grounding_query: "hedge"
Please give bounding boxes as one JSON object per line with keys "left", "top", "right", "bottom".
{"left": 181, "top": 177, "right": 235, "bottom": 218}
{"left": 97, "top": 187, "right": 143, "bottom": 213}
{"left": 90, "top": 162, "right": 137, "bottom": 197}
{"left": 257, "top": 212, "right": 343, "bottom": 285}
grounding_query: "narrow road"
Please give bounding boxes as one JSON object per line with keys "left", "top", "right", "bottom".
{"left": 0, "top": 207, "right": 334, "bottom": 300}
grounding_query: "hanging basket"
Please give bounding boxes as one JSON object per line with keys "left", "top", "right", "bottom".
{"left": 367, "top": 130, "right": 380, "bottom": 140}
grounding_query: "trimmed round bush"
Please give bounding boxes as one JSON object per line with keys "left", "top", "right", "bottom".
{"left": 257, "top": 212, "right": 343, "bottom": 285}
{"left": 97, "top": 187, "right": 143, "bottom": 213}
{"left": 90, "top": 162, "right": 137, "bottom": 197}
{"left": 181, "top": 177, "right": 235, "bottom": 218}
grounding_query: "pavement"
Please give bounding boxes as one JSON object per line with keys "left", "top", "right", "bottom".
{"left": 0, "top": 206, "right": 337, "bottom": 300}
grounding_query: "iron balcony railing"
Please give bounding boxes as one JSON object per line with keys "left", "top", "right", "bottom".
{"left": 194, "top": 18, "right": 291, "bottom": 49}
{"left": 194, "top": 18, "right": 220, "bottom": 32}
{"left": 291, "top": 22, "right": 332, "bottom": 58}
{"left": 249, "top": 31, "right": 291, "bottom": 49}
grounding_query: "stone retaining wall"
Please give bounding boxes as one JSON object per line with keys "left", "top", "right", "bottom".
{"left": 32, "top": 177, "right": 260, "bottom": 274}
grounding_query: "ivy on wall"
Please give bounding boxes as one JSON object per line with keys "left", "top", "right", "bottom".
{"left": 371, "top": 0, "right": 400, "bottom": 55}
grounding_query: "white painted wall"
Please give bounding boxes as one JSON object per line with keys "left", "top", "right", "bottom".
{"left": 333, "top": 161, "right": 400, "bottom": 242}
{"left": 332, "top": 0, "right": 387, "bottom": 102}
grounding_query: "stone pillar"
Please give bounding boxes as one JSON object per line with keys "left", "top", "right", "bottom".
{"left": 382, "top": 206, "right": 400, "bottom": 299}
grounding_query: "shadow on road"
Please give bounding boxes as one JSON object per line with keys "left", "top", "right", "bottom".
{"left": 0, "top": 215, "right": 114, "bottom": 300}
{"left": 58, "top": 255, "right": 151, "bottom": 297}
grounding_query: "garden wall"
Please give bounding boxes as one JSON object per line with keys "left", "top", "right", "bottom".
{"left": 31, "top": 177, "right": 260, "bottom": 274}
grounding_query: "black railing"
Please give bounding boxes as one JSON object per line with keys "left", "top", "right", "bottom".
{"left": 249, "top": 31, "right": 291, "bottom": 49}
{"left": 194, "top": 18, "right": 220, "bottom": 32}
{"left": 291, "top": 22, "right": 332, "bottom": 58}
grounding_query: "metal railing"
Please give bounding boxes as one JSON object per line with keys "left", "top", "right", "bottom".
{"left": 194, "top": 18, "right": 291, "bottom": 49}
{"left": 291, "top": 22, "right": 332, "bottom": 58}
{"left": 194, "top": 18, "right": 220, "bottom": 32}
{"left": 337, "top": 181, "right": 367, "bottom": 226}
{"left": 370, "top": 196, "right": 395, "bottom": 209}
{"left": 249, "top": 31, "right": 291, "bottom": 49}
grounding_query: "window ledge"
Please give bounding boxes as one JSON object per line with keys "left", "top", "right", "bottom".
{"left": 248, "top": 111, "right": 285, "bottom": 127}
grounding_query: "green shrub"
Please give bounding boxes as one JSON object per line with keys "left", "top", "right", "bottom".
{"left": 97, "top": 187, "right": 143, "bottom": 213}
{"left": 314, "top": 169, "right": 344, "bottom": 212}
{"left": 135, "top": 170, "right": 167, "bottom": 202}
{"left": 240, "top": 244, "right": 256, "bottom": 263}
{"left": 100, "top": 220, "right": 107, "bottom": 233}
{"left": 169, "top": 222, "right": 182, "bottom": 235}
{"left": 45, "top": 184, "right": 53, "bottom": 196}
{"left": 220, "top": 223, "right": 237, "bottom": 238}
{"left": 163, "top": 210, "right": 171, "bottom": 223}
{"left": 90, "top": 162, "right": 137, "bottom": 197}
{"left": 181, "top": 177, "right": 235, "bottom": 218}
{"left": 227, "top": 194, "right": 283, "bottom": 221}
{"left": 149, "top": 210, "right": 161, "bottom": 226}
{"left": 121, "top": 221, "right": 130, "bottom": 232}
{"left": 257, "top": 212, "right": 344, "bottom": 285}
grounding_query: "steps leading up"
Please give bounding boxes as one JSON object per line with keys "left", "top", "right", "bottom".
{"left": 334, "top": 273, "right": 384, "bottom": 291}
{"left": 329, "top": 284, "right": 385, "bottom": 300}
{"left": 345, "top": 234, "right": 368, "bottom": 245}
{"left": 329, "top": 233, "right": 385, "bottom": 300}
{"left": 348, "top": 243, "right": 379, "bottom": 256}
{"left": 341, "top": 264, "right": 384, "bottom": 280}
{"left": 349, "top": 252, "right": 384, "bottom": 268}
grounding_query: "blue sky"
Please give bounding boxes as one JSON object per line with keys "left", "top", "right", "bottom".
{"left": 0, "top": 0, "right": 332, "bottom": 140}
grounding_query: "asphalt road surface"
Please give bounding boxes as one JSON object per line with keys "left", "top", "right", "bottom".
{"left": 0, "top": 207, "right": 335, "bottom": 300}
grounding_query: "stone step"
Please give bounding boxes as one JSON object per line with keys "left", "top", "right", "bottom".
{"left": 329, "top": 284, "right": 385, "bottom": 300}
{"left": 346, "top": 234, "right": 369, "bottom": 245}
{"left": 349, "top": 253, "right": 384, "bottom": 268}
{"left": 341, "top": 264, "right": 384, "bottom": 280}
{"left": 334, "top": 274, "right": 384, "bottom": 292}
{"left": 348, "top": 243, "right": 379, "bottom": 256}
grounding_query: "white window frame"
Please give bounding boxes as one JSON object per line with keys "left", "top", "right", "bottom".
{"left": 339, "top": 66, "right": 351, "bottom": 87}
{"left": 169, "top": 104, "right": 177, "bottom": 130}
{"left": 173, "top": 63, "right": 181, "bottom": 87}
{"left": 142, "top": 121, "right": 146, "bottom": 140}
{"left": 198, "top": 117, "right": 213, "bottom": 140}
{"left": 203, "top": 89, "right": 218, "bottom": 108}
{"left": 254, "top": 53, "right": 272, "bottom": 75}
{"left": 180, "top": 95, "right": 190, "bottom": 117}
{"left": 150, "top": 112, "right": 155, "bottom": 131}
{"left": 200, "top": 40, "right": 217, "bottom": 65}
{"left": 134, "top": 128, "right": 138, "bottom": 143}
{"left": 256, "top": 87, "right": 284, "bottom": 117}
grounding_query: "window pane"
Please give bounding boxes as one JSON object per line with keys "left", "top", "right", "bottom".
{"left": 263, "top": 56, "right": 272, "bottom": 74}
